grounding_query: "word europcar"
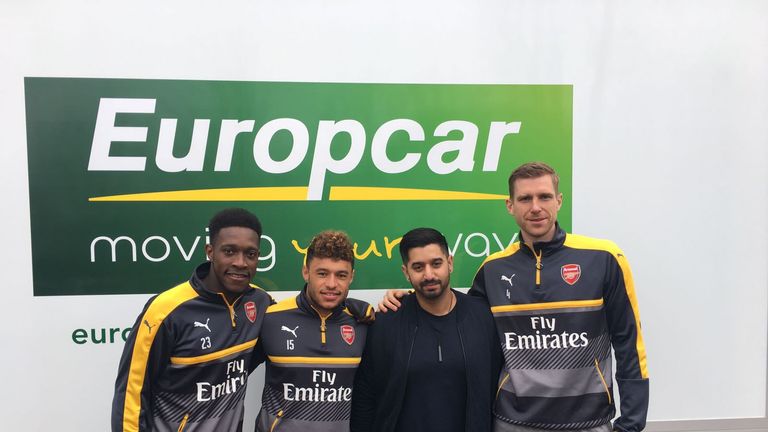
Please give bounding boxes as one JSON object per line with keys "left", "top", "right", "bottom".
{"left": 87, "top": 98, "right": 522, "bottom": 200}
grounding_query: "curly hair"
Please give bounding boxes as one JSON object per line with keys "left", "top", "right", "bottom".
{"left": 306, "top": 230, "right": 355, "bottom": 268}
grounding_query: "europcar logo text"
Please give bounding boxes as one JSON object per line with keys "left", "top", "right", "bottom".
{"left": 87, "top": 97, "right": 521, "bottom": 202}
{"left": 25, "top": 78, "right": 572, "bottom": 296}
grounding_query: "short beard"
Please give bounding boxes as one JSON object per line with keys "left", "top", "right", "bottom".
{"left": 416, "top": 280, "right": 448, "bottom": 300}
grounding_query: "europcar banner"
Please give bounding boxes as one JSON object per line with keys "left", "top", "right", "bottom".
{"left": 25, "top": 78, "right": 572, "bottom": 296}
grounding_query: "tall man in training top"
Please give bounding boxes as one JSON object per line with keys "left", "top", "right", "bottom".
{"left": 473, "top": 162, "right": 649, "bottom": 432}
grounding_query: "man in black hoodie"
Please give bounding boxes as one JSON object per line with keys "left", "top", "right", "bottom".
{"left": 351, "top": 228, "right": 501, "bottom": 432}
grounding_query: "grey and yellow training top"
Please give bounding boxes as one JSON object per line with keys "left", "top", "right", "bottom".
{"left": 255, "top": 288, "right": 373, "bottom": 432}
{"left": 111, "top": 262, "right": 273, "bottom": 432}
{"left": 470, "top": 225, "right": 649, "bottom": 432}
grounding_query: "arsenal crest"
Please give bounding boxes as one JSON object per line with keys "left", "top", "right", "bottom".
{"left": 244, "top": 301, "right": 257, "bottom": 323}
{"left": 340, "top": 325, "right": 355, "bottom": 345}
{"left": 561, "top": 264, "right": 581, "bottom": 285}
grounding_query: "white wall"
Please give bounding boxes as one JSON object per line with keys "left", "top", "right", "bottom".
{"left": 1, "top": 1, "right": 767, "bottom": 430}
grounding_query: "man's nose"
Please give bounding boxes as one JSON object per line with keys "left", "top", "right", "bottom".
{"left": 233, "top": 253, "right": 247, "bottom": 267}
{"left": 424, "top": 265, "right": 436, "bottom": 279}
{"left": 531, "top": 198, "right": 542, "bottom": 212}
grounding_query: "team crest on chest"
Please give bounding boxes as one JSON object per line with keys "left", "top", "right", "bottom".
{"left": 340, "top": 325, "right": 355, "bottom": 345}
{"left": 244, "top": 301, "right": 257, "bottom": 323}
{"left": 561, "top": 264, "right": 581, "bottom": 285}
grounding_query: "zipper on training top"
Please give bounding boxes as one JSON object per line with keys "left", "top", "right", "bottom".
{"left": 495, "top": 373, "right": 510, "bottom": 401}
{"left": 534, "top": 249, "right": 543, "bottom": 287}
{"left": 217, "top": 293, "right": 243, "bottom": 328}
{"left": 525, "top": 244, "right": 544, "bottom": 288}
{"left": 177, "top": 413, "right": 189, "bottom": 432}
{"left": 310, "top": 305, "right": 332, "bottom": 346}
{"left": 593, "top": 358, "right": 613, "bottom": 404}
{"left": 269, "top": 410, "right": 284, "bottom": 432}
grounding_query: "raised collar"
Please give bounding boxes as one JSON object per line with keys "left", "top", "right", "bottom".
{"left": 296, "top": 284, "right": 346, "bottom": 320}
{"left": 518, "top": 222, "right": 566, "bottom": 257}
{"left": 189, "top": 261, "right": 250, "bottom": 302}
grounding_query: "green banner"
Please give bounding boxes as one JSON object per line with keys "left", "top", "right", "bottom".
{"left": 25, "top": 78, "right": 572, "bottom": 296}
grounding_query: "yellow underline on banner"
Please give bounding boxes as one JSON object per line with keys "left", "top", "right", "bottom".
{"left": 328, "top": 187, "right": 507, "bottom": 201}
{"left": 88, "top": 186, "right": 507, "bottom": 202}
{"left": 88, "top": 187, "right": 309, "bottom": 202}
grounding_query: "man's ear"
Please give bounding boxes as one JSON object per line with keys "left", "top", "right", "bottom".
{"left": 505, "top": 198, "right": 515, "bottom": 216}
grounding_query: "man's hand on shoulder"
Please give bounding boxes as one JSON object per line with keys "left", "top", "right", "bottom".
{"left": 377, "top": 289, "right": 409, "bottom": 313}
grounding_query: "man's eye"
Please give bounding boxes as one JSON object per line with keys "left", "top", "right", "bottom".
{"left": 247, "top": 251, "right": 258, "bottom": 258}
{"left": 223, "top": 249, "right": 234, "bottom": 255}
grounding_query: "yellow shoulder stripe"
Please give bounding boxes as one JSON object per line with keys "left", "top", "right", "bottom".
{"left": 171, "top": 338, "right": 258, "bottom": 365}
{"left": 268, "top": 356, "right": 361, "bottom": 365}
{"left": 123, "top": 282, "right": 198, "bottom": 431}
{"left": 249, "top": 282, "right": 272, "bottom": 296}
{"left": 564, "top": 233, "right": 649, "bottom": 379}
{"left": 563, "top": 233, "right": 621, "bottom": 254}
{"left": 267, "top": 296, "right": 299, "bottom": 314}
{"left": 612, "top": 251, "right": 649, "bottom": 379}
{"left": 472, "top": 241, "right": 521, "bottom": 280}
{"left": 491, "top": 298, "right": 603, "bottom": 313}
